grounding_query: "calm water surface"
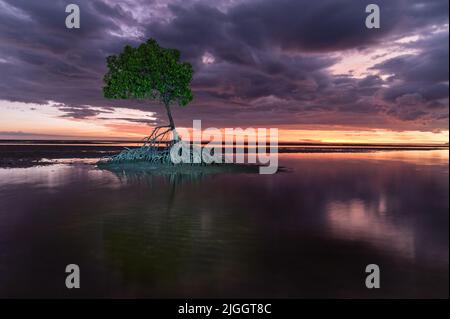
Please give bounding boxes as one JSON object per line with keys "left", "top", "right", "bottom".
{"left": 0, "top": 151, "right": 448, "bottom": 298}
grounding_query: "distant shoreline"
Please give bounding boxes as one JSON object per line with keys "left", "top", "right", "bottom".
{"left": 0, "top": 143, "right": 448, "bottom": 168}
{"left": 0, "top": 139, "right": 448, "bottom": 148}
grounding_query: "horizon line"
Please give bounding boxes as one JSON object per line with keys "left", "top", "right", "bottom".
{"left": 0, "top": 138, "right": 448, "bottom": 147}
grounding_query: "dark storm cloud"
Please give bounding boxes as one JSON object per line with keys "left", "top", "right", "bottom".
{"left": 371, "top": 31, "right": 449, "bottom": 123}
{"left": 98, "top": 117, "right": 158, "bottom": 125}
{"left": 0, "top": 0, "right": 448, "bottom": 131}
{"left": 0, "top": 0, "right": 142, "bottom": 107}
{"left": 58, "top": 105, "right": 114, "bottom": 119}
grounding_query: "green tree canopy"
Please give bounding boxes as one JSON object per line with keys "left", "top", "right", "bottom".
{"left": 103, "top": 38, "right": 193, "bottom": 131}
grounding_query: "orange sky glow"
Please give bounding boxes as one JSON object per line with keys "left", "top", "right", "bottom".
{"left": 0, "top": 101, "right": 448, "bottom": 145}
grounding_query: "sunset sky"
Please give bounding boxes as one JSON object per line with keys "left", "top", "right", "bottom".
{"left": 0, "top": 0, "right": 448, "bottom": 143}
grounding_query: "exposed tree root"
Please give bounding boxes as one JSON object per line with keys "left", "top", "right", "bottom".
{"left": 98, "top": 125, "right": 205, "bottom": 165}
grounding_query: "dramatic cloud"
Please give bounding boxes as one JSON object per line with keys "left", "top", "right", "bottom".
{"left": 0, "top": 0, "right": 448, "bottom": 132}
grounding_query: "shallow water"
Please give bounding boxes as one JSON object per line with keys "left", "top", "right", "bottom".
{"left": 0, "top": 151, "right": 448, "bottom": 298}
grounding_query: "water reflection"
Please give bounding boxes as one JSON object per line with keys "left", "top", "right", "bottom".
{"left": 326, "top": 198, "right": 415, "bottom": 259}
{"left": 100, "top": 165, "right": 217, "bottom": 186}
{"left": 0, "top": 151, "right": 447, "bottom": 298}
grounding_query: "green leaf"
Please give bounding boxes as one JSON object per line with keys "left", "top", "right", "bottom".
{"left": 103, "top": 38, "right": 194, "bottom": 108}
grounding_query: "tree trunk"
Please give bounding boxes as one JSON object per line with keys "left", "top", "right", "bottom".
{"left": 164, "top": 102, "right": 178, "bottom": 141}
